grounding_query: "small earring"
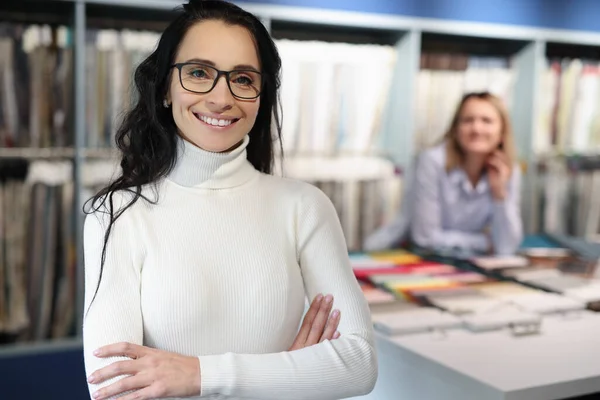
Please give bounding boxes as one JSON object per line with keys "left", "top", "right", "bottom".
{"left": 163, "top": 99, "right": 170, "bottom": 108}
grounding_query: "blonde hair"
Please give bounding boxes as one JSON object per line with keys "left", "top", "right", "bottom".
{"left": 442, "top": 92, "right": 517, "bottom": 171}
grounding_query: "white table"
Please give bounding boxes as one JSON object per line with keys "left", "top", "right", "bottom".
{"left": 355, "top": 311, "right": 600, "bottom": 400}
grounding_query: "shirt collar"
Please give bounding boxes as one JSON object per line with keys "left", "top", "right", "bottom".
{"left": 448, "top": 168, "right": 489, "bottom": 195}
{"left": 167, "top": 135, "right": 255, "bottom": 189}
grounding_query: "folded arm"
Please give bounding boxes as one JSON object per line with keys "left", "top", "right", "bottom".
{"left": 199, "top": 186, "right": 377, "bottom": 399}
{"left": 83, "top": 189, "right": 377, "bottom": 400}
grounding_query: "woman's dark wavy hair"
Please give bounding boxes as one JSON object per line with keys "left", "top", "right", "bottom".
{"left": 84, "top": 0, "right": 282, "bottom": 313}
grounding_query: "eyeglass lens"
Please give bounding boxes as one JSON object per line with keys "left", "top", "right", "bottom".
{"left": 179, "top": 63, "right": 262, "bottom": 99}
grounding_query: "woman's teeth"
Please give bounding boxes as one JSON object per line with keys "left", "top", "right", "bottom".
{"left": 198, "top": 115, "right": 235, "bottom": 127}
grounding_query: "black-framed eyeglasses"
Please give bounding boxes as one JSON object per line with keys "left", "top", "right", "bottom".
{"left": 171, "top": 62, "right": 264, "bottom": 100}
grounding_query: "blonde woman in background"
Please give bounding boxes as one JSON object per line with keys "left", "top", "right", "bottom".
{"left": 366, "top": 92, "right": 523, "bottom": 255}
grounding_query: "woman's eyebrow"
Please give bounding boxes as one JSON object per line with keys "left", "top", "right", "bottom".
{"left": 182, "top": 58, "right": 260, "bottom": 72}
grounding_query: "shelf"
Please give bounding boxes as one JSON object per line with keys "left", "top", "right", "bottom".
{"left": 0, "top": 148, "right": 119, "bottom": 159}
{"left": 271, "top": 20, "right": 403, "bottom": 45}
{"left": 78, "top": 0, "right": 176, "bottom": 9}
{"left": 421, "top": 32, "right": 529, "bottom": 57}
{"left": 278, "top": 155, "right": 398, "bottom": 182}
{"left": 85, "top": 2, "right": 175, "bottom": 30}
{"left": 84, "top": 148, "right": 119, "bottom": 159}
{"left": 0, "top": 148, "right": 75, "bottom": 159}
{"left": 546, "top": 42, "right": 600, "bottom": 61}
{"left": 12, "top": 0, "right": 600, "bottom": 49}
{"left": 1, "top": 0, "right": 74, "bottom": 24}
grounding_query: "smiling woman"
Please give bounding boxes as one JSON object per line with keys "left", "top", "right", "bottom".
{"left": 82, "top": 1, "right": 377, "bottom": 400}
{"left": 165, "top": 20, "right": 263, "bottom": 153}
{"left": 365, "top": 91, "right": 523, "bottom": 256}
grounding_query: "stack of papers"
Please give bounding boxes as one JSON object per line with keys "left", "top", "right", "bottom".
{"left": 429, "top": 296, "right": 508, "bottom": 315}
{"left": 461, "top": 309, "right": 541, "bottom": 332}
{"left": 563, "top": 283, "right": 600, "bottom": 303}
{"left": 372, "top": 308, "right": 462, "bottom": 336}
{"left": 470, "top": 256, "right": 529, "bottom": 270}
{"left": 510, "top": 293, "right": 585, "bottom": 314}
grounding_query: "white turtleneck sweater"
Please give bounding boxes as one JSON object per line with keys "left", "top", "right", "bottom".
{"left": 82, "top": 135, "right": 377, "bottom": 400}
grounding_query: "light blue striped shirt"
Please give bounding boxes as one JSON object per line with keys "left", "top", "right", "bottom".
{"left": 365, "top": 142, "right": 523, "bottom": 255}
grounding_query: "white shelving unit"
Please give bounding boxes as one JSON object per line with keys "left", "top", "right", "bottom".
{"left": 2, "top": 0, "right": 600, "bottom": 365}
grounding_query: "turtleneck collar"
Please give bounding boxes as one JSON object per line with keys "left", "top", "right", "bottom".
{"left": 168, "top": 135, "right": 256, "bottom": 189}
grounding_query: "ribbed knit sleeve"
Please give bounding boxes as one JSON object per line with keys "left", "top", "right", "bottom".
{"left": 82, "top": 194, "right": 145, "bottom": 398}
{"left": 198, "top": 186, "right": 378, "bottom": 399}
{"left": 82, "top": 181, "right": 377, "bottom": 400}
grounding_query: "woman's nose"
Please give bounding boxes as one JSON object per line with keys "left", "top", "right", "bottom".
{"left": 205, "top": 76, "right": 235, "bottom": 111}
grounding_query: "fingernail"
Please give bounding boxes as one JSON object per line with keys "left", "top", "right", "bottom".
{"left": 332, "top": 309, "right": 340, "bottom": 318}
{"left": 315, "top": 293, "right": 323, "bottom": 302}
{"left": 325, "top": 294, "right": 333, "bottom": 304}
{"left": 93, "top": 392, "right": 100, "bottom": 399}
{"left": 334, "top": 331, "right": 341, "bottom": 338}
{"left": 88, "top": 375, "right": 96, "bottom": 383}
{"left": 93, "top": 349, "right": 101, "bottom": 356}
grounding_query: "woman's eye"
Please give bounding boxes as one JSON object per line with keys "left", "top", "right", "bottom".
{"left": 190, "top": 69, "right": 208, "bottom": 78}
{"left": 233, "top": 76, "right": 253, "bottom": 85}
{"left": 187, "top": 68, "right": 210, "bottom": 79}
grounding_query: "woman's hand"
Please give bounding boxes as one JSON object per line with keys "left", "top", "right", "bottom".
{"left": 87, "top": 342, "right": 200, "bottom": 400}
{"left": 487, "top": 150, "right": 511, "bottom": 201}
{"left": 87, "top": 294, "right": 340, "bottom": 399}
{"left": 288, "top": 293, "right": 341, "bottom": 351}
